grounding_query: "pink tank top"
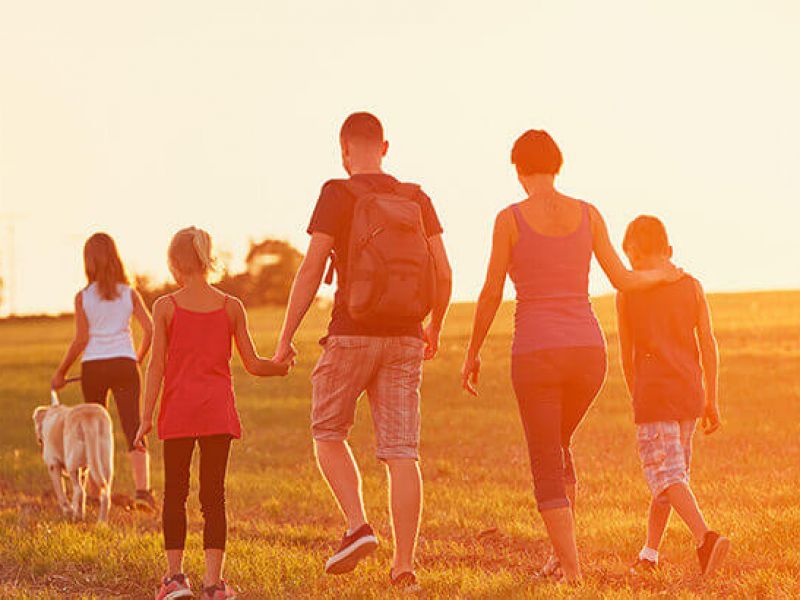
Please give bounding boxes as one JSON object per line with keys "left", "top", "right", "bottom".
{"left": 509, "top": 201, "right": 605, "bottom": 355}
{"left": 158, "top": 295, "right": 242, "bottom": 440}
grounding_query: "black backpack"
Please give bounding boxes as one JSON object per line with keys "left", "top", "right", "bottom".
{"left": 325, "top": 179, "right": 436, "bottom": 324}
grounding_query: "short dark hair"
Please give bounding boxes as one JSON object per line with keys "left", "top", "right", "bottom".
{"left": 623, "top": 215, "right": 670, "bottom": 256}
{"left": 511, "top": 130, "right": 563, "bottom": 175}
{"left": 340, "top": 112, "right": 384, "bottom": 144}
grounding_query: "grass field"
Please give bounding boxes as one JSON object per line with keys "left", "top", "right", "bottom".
{"left": 1, "top": 292, "right": 799, "bottom": 599}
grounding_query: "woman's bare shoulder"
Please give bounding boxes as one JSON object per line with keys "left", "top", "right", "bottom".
{"left": 496, "top": 203, "right": 523, "bottom": 224}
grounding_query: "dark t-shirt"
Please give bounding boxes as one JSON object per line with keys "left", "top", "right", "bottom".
{"left": 307, "top": 173, "right": 443, "bottom": 338}
{"left": 620, "top": 276, "right": 705, "bottom": 424}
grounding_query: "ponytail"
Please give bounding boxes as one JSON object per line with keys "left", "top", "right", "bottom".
{"left": 168, "top": 226, "right": 217, "bottom": 278}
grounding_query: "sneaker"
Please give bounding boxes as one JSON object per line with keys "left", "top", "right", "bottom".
{"left": 629, "top": 557, "right": 658, "bottom": 574}
{"left": 202, "top": 580, "right": 237, "bottom": 599}
{"left": 390, "top": 571, "right": 421, "bottom": 593}
{"left": 697, "top": 531, "right": 730, "bottom": 576}
{"left": 135, "top": 489, "right": 158, "bottom": 512}
{"left": 324, "top": 524, "right": 379, "bottom": 575}
{"left": 155, "top": 573, "right": 193, "bottom": 599}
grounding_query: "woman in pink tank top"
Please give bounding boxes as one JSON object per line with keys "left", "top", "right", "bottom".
{"left": 133, "top": 227, "right": 293, "bottom": 600}
{"left": 462, "top": 131, "right": 682, "bottom": 583}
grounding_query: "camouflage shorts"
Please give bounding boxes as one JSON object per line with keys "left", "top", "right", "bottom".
{"left": 637, "top": 420, "right": 696, "bottom": 502}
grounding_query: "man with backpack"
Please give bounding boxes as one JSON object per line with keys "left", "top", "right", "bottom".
{"left": 273, "top": 112, "right": 452, "bottom": 591}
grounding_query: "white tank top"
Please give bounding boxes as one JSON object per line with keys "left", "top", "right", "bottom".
{"left": 81, "top": 283, "right": 137, "bottom": 362}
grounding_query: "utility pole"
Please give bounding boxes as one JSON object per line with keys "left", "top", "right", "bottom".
{"left": 0, "top": 212, "right": 22, "bottom": 317}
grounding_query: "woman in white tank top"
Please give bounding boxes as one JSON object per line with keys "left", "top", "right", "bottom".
{"left": 51, "top": 233, "right": 156, "bottom": 510}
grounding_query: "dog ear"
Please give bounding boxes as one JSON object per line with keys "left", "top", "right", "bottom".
{"left": 32, "top": 407, "right": 49, "bottom": 443}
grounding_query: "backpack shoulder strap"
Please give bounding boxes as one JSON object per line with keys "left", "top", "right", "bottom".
{"left": 341, "top": 178, "right": 374, "bottom": 199}
{"left": 322, "top": 179, "right": 372, "bottom": 286}
{"left": 393, "top": 181, "right": 421, "bottom": 199}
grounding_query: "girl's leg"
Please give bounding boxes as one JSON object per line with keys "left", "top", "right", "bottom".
{"left": 80, "top": 360, "right": 111, "bottom": 499}
{"left": 198, "top": 435, "right": 232, "bottom": 587}
{"left": 128, "top": 449, "right": 150, "bottom": 493}
{"left": 110, "top": 359, "right": 151, "bottom": 492}
{"left": 166, "top": 550, "right": 185, "bottom": 579}
{"left": 80, "top": 360, "right": 111, "bottom": 409}
{"left": 163, "top": 438, "right": 195, "bottom": 576}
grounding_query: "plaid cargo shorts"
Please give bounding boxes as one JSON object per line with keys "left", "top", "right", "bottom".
{"left": 311, "top": 336, "right": 425, "bottom": 461}
{"left": 636, "top": 420, "right": 697, "bottom": 502}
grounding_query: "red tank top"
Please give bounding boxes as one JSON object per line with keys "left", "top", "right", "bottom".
{"left": 509, "top": 201, "right": 605, "bottom": 354}
{"left": 158, "top": 295, "right": 241, "bottom": 440}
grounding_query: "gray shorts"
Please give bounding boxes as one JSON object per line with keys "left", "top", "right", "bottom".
{"left": 311, "top": 336, "right": 424, "bottom": 461}
{"left": 637, "top": 420, "right": 696, "bottom": 502}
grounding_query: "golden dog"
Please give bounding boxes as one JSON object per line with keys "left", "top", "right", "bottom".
{"left": 33, "top": 398, "right": 114, "bottom": 522}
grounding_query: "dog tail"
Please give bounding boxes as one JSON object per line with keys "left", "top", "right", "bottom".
{"left": 85, "top": 412, "right": 114, "bottom": 491}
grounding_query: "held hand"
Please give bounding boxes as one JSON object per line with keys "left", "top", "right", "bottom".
{"left": 133, "top": 419, "right": 153, "bottom": 450}
{"left": 423, "top": 324, "right": 441, "bottom": 360}
{"left": 461, "top": 353, "right": 481, "bottom": 396}
{"left": 702, "top": 401, "right": 721, "bottom": 435}
{"left": 271, "top": 356, "right": 295, "bottom": 377}
{"left": 273, "top": 340, "right": 298, "bottom": 365}
{"left": 50, "top": 371, "right": 67, "bottom": 391}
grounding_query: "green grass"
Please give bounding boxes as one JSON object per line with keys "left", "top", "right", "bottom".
{"left": 1, "top": 292, "right": 799, "bottom": 598}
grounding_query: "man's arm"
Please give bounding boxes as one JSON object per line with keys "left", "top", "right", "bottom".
{"left": 423, "top": 234, "right": 452, "bottom": 360}
{"left": 695, "top": 280, "right": 720, "bottom": 434}
{"left": 274, "top": 232, "right": 335, "bottom": 361}
{"left": 615, "top": 293, "right": 636, "bottom": 397}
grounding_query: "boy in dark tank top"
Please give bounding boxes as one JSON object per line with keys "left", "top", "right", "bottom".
{"left": 616, "top": 215, "right": 729, "bottom": 577}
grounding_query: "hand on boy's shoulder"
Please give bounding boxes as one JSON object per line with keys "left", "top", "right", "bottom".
{"left": 664, "top": 262, "right": 687, "bottom": 283}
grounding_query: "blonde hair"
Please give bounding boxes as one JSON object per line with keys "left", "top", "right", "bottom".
{"left": 84, "top": 233, "right": 129, "bottom": 300}
{"left": 168, "top": 227, "right": 217, "bottom": 278}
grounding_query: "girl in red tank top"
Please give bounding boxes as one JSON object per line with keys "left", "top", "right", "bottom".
{"left": 133, "top": 227, "right": 292, "bottom": 600}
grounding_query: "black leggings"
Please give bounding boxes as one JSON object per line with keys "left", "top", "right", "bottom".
{"left": 511, "top": 347, "right": 607, "bottom": 512}
{"left": 81, "top": 357, "right": 141, "bottom": 451}
{"left": 162, "top": 435, "right": 232, "bottom": 551}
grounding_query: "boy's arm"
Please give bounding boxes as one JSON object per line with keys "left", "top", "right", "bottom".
{"left": 694, "top": 280, "right": 720, "bottom": 434}
{"left": 230, "top": 297, "right": 291, "bottom": 377}
{"left": 615, "top": 293, "right": 636, "bottom": 397}
{"left": 274, "top": 232, "right": 334, "bottom": 362}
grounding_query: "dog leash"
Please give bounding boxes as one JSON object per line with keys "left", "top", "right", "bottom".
{"left": 50, "top": 376, "right": 82, "bottom": 406}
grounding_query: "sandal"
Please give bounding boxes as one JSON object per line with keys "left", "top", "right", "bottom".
{"left": 535, "top": 554, "right": 564, "bottom": 581}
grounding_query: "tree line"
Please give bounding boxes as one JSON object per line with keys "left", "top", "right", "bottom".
{"left": 135, "top": 238, "right": 304, "bottom": 309}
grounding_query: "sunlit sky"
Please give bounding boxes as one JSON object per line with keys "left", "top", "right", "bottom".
{"left": 1, "top": 1, "right": 798, "bottom": 315}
